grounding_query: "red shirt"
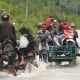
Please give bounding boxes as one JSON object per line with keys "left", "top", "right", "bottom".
{"left": 61, "top": 21, "right": 74, "bottom": 39}
{"left": 45, "top": 17, "right": 53, "bottom": 28}
{"left": 64, "top": 29, "right": 74, "bottom": 39}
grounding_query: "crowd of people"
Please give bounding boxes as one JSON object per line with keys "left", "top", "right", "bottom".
{"left": 36, "top": 16, "right": 78, "bottom": 47}
{"left": 0, "top": 12, "right": 79, "bottom": 76}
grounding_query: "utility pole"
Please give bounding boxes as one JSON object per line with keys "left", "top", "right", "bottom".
{"left": 9, "top": 0, "right": 12, "bottom": 15}
{"left": 48, "top": 0, "right": 50, "bottom": 15}
{"left": 25, "top": 0, "right": 28, "bottom": 19}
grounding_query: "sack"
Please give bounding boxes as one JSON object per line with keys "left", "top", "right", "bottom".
{"left": 19, "top": 35, "right": 29, "bottom": 48}
{"left": 38, "top": 42, "right": 42, "bottom": 50}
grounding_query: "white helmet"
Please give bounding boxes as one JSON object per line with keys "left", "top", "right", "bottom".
{"left": 37, "top": 22, "right": 43, "bottom": 27}
{"left": 70, "top": 23, "right": 75, "bottom": 26}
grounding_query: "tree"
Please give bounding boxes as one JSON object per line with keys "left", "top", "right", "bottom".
{"left": 76, "top": 5, "right": 80, "bottom": 15}
{"left": 55, "top": 0, "right": 60, "bottom": 5}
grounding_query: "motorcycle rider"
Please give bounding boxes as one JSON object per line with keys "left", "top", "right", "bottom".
{"left": 18, "top": 27, "right": 35, "bottom": 66}
{"left": 0, "top": 11, "right": 16, "bottom": 76}
{"left": 36, "top": 23, "right": 52, "bottom": 62}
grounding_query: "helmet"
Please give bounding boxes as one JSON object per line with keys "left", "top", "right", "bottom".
{"left": 70, "top": 23, "right": 75, "bottom": 27}
{"left": 1, "top": 12, "right": 9, "bottom": 21}
{"left": 37, "top": 22, "right": 43, "bottom": 27}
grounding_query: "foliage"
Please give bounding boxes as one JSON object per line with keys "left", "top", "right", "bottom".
{"left": 0, "top": 0, "right": 80, "bottom": 38}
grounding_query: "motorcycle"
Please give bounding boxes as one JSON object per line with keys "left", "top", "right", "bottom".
{"left": 38, "top": 37, "right": 49, "bottom": 63}
{"left": 1, "top": 39, "right": 16, "bottom": 76}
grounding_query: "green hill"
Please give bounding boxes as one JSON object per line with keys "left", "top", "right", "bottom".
{"left": 0, "top": 0, "right": 80, "bottom": 36}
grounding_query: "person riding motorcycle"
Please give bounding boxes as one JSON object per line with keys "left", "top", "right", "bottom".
{"left": 18, "top": 27, "right": 35, "bottom": 66}
{"left": 36, "top": 23, "right": 52, "bottom": 47}
{"left": 36, "top": 23, "right": 52, "bottom": 62}
{"left": 0, "top": 11, "right": 16, "bottom": 76}
{"left": 0, "top": 12, "right": 16, "bottom": 45}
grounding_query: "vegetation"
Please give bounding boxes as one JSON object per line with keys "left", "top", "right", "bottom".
{"left": 0, "top": 0, "right": 80, "bottom": 37}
